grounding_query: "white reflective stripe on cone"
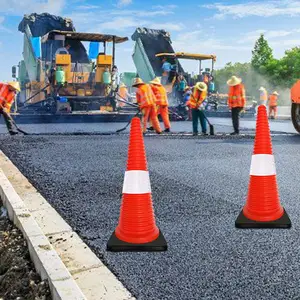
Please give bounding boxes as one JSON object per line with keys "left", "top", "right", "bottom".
{"left": 250, "top": 154, "right": 276, "bottom": 176}
{"left": 122, "top": 170, "right": 152, "bottom": 194}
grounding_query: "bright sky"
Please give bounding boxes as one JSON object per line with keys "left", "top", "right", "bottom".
{"left": 1, "top": 0, "right": 300, "bottom": 80}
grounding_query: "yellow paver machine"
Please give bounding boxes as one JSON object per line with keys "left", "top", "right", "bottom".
{"left": 15, "top": 24, "right": 128, "bottom": 114}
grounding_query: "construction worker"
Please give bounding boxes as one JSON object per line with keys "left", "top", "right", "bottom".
{"left": 227, "top": 76, "right": 246, "bottom": 135}
{"left": 269, "top": 91, "right": 279, "bottom": 119}
{"left": 117, "top": 83, "right": 130, "bottom": 108}
{"left": 161, "top": 57, "right": 172, "bottom": 85}
{"left": 259, "top": 86, "right": 268, "bottom": 106}
{"left": 149, "top": 77, "right": 171, "bottom": 132}
{"left": 183, "top": 86, "right": 192, "bottom": 120}
{"left": 55, "top": 43, "right": 71, "bottom": 56}
{"left": 186, "top": 82, "right": 208, "bottom": 136}
{"left": 132, "top": 78, "right": 162, "bottom": 134}
{"left": 0, "top": 81, "right": 21, "bottom": 135}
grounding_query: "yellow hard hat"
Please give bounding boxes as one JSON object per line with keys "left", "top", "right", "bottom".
{"left": 149, "top": 77, "right": 162, "bottom": 85}
{"left": 272, "top": 91, "right": 279, "bottom": 95}
{"left": 195, "top": 82, "right": 207, "bottom": 92}
{"left": 132, "top": 77, "right": 144, "bottom": 87}
{"left": 8, "top": 81, "right": 21, "bottom": 92}
{"left": 227, "top": 76, "right": 242, "bottom": 87}
{"left": 119, "top": 83, "right": 127, "bottom": 88}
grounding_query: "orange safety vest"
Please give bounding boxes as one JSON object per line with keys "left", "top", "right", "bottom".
{"left": 269, "top": 95, "right": 278, "bottom": 107}
{"left": 228, "top": 84, "right": 246, "bottom": 108}
{"left": 0, "top": 83, "right": 15, "bottom": 111}
{"left": 187, "top": 88, "right": 207, "bottom": 109}
{"left": 135, "top": 84, "right": 155, "bottom": 109}
{"left": 118, "top": 86, "right": 128, "bottom": 107}
{"left": 260, "top": 90, "right": 268, "bottom": 101}
{"left": 150, "top": 84, "right": 168, "bottom": 106}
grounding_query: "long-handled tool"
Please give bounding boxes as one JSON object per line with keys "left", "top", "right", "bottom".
{"left": 115, "top": 93, "right": 183, "bottom": 120}
{"left": 0, "top": 104, "right": 29, "bottom": 135}
{"left": 116, "top": 109, "right": 141, "bottom": 133}
{"left": 24, "top": 84, "right": 50, "bottom": 104}
{"left": 203, "top": 114, "right": 214, "bottom": 135}
{"left": 114, "top": 95, "right": 141, "bottom": 133}
{"left": 190, "top": 94, "right": 215, "bottom": 135}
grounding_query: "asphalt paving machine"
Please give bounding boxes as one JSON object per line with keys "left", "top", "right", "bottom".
{"left": 12, "top": 13, "right": 128, "bottom": 115}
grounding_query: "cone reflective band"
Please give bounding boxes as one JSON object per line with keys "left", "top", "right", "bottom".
{"left": 107, "top": 117, "right": 167, "bottom": 251}
{"left": 235, "top": 105, "right": 291, "bottom": 228}
{"left": 250, "top": 154, "right": 276, "bottom": 176}
{"left": 122, "top": 171, "right": 151, "bottom": 194}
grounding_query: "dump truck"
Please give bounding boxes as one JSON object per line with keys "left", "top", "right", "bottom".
{"left": 13, "top": 13, "right": 128, "bottom": 114}
{"left": 131, "top": 28, "right": 216, "bottom": 93}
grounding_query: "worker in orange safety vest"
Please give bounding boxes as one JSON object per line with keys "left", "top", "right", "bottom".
{"left": 186, "top": 82, "right": 208, "bottom": 136}
{"left": 149, "top": 77, "right": 171, "bottom": 132}
{"left": 117, "top": 83, "right": 131, "bottom": 108}
{"left": 227, "top": 76, "right": 246, "bottom": 135}
{"left": 259, "top": 86, "right": 268, "bottom": 106}
{"left": 268, "top": 91, "right": 279, "bottom": 119}
{"left": 0, "top": 81, "right": 21, "bottom": 135}
{"left": 132, "top": 77, "right": 162, "bottom": 134}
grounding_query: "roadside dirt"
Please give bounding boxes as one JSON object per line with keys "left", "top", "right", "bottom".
{"left": 0, "top": 204, "right": 52, "bottom": 300}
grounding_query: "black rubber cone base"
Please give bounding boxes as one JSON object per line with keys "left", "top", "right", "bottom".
{"left": 107, "top": 229, "right": 167, "bottom": 252}
{"left": 235, "top": 208, "right": 291, "bottom": 229}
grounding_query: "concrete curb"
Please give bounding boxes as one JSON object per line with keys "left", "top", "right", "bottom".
{"left": 0, "top": 168, "right": 87, "bottom": 300}
{"left": 0, "top": 151, "right": 135, "bottom": 300}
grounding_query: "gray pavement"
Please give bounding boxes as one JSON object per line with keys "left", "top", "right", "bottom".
{"left": 0, "top": 117, "right": 297, "bottom": 134}
{"left": 0, "top": 126, "right": 300, "bottom": 299}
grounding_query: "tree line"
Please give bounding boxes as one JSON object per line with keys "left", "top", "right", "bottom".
{"left": 214, "top": 34, "right": 300, "bottom": 104}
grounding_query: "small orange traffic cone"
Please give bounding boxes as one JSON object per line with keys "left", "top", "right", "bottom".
{"left": 235, "top": 105, "right": 291, "bottom": 228}
{"left": 107, "top": 117, "right": 167, "bottom": 251}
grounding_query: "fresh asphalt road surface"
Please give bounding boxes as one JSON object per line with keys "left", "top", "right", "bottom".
{"left": 0, "top": 117, "right": 297, "bottom": 134}
{"left": 0, "top": 119, "right": 299, "bottom": 300}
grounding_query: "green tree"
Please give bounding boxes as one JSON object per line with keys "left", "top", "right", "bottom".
{"left": 251, "top": 34, "right": 273, "bottom": 71}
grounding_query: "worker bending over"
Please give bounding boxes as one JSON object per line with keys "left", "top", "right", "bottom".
{"left": 0, "top": 82, "right": 21, "bottom": 135}
{"left": 187, "top": 82, "right": 208, "bottom": 136}
{"left": 150, "top": 77, "right": 171, "bottom": 132}
{"left": 269, "top": 91, "right": 279, "bottom": 119}
{"left": 227, "top": 76, "right": 246, "bottom": 135}
{"left": 132, "top": 78, "right": 162, "bottom": 134}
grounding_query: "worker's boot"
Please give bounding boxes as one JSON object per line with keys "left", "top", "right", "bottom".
{"left": 9, "top": 130, "right": 19, "bottom": 136}
{"left": 193, "top": 132, "right": 198, "bottom": 136}
{"left": 147, "top": 126, "right": 154, "bottom": 131}
{"left": 230, "top": 131, "right": 239, "bottom": 135}
{"left": 164, "top": 128, "right": 170, "bottom": 133}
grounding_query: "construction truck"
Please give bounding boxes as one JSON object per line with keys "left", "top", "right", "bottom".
{"left": 13, "top": 13, "right": 128, "bottom": 114}
{"left": 132, "top": 28, "right": 216, "bottom": 90}
{"left": 291, "top": 80, "right": 300, "bottom": 133}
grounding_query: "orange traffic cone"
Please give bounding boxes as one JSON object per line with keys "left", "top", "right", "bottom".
{"left": 107, "top": 117, "right": 167, "bottom": 251}
{"left": 235, "top": 105, "right": 291, "bottom": 228}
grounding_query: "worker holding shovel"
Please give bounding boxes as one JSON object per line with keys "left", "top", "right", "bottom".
{"left": 187, "top": 82, "right": 208, "bottom": 136}
{"left": 0, "top": 81, "right": 21, "bottom": 135}
{"left": 227, "top": 76, "right": 246, "bottom": 135}
{"left": 132, "top": 78, "right": 162, "bottom": 134}
{"left": 149, "top": 77, "right": 171, "bottom": 132}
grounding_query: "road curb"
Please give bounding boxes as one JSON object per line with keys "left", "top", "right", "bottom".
{"left": 0, "top": 151, "right": 135, "bottom": 300}
{"left": 0, "top": 168, "right": 87, "bottom": 300}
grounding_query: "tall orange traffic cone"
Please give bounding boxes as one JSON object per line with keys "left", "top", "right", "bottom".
{"left": 235, "top": 105, "right": 291, "bottom": 228}
{"left": 107, "top": 117, "right": 167, "bottom": 251}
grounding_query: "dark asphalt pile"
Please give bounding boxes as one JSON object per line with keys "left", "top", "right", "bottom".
{"left": 0, "top": 205, "right": 51, "bottom": 300}
{"left": 0, "top": 134, "right": 300, "bottom": 300}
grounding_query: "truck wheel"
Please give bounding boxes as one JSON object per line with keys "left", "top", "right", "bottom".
{"left": 291, "top": 103, "right": 300, "bottom": 133}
